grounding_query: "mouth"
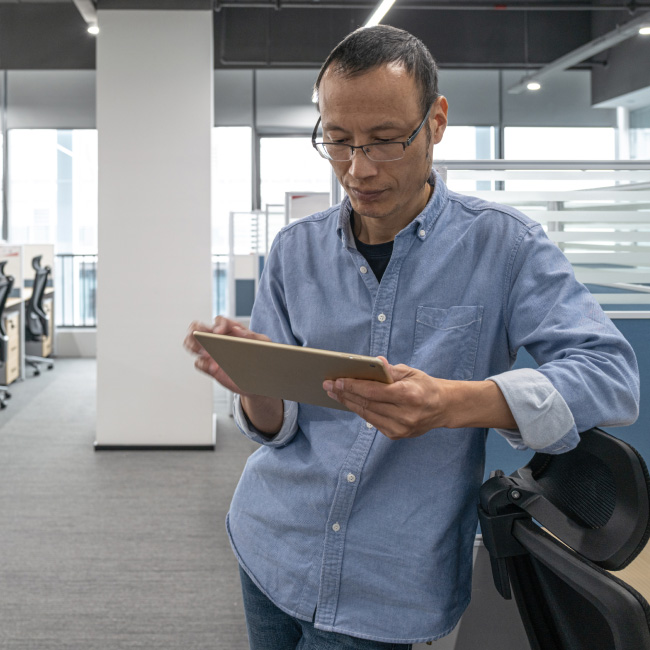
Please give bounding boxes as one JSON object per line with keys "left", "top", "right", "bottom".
{"left": 348, "top": 187, "right": 386, "bottom": 201}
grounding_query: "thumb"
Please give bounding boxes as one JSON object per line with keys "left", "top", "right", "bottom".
{"left": 377, "top": 356, "right": 412, "bottom": 382}
{"left": 377, "top": 356, "right": 408, "bottom": 381}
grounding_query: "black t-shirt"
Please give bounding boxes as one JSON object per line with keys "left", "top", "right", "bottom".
{"left": 351, "top": 214, "right": 394, "bottom": 282}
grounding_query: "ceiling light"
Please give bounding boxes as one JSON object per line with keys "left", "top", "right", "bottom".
{"left": 88, "top": 24, "right": 99, "bottom": 36}
{"left": 639, "top": 26, "right": 650, "bottom": 35}
{"left": 364, "top": 0, "right": 396, "bottom": 28}
{"left": 527, "top": 81, "right": 541, "bottom": 91}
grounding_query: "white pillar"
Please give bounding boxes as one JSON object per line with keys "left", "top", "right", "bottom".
{"left": 96, "top": 10, "right": 214, "bottom": 447}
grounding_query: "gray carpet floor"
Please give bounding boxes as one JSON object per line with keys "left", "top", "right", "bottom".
{"left": 0, "top": 359, "right": 257, "bottom": 650}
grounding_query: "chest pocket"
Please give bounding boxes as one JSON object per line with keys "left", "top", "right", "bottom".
{"left": 409, "top": 305, "right": 484, "bottom": 380}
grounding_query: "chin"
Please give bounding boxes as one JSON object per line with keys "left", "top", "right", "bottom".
{"left": 349, "top": 199, "right": 391, "bottom": 220}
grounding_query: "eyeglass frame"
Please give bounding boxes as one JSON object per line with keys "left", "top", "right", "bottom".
{"left": 311, "top": 104, "right": 433, "bottom": 162}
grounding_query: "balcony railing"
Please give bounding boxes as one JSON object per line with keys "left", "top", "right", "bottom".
{"left": 55, "top": 254, "right": 98, "bottom": 328}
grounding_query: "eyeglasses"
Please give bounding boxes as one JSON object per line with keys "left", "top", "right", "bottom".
{"left": 311, "top": 105, "right": 432, "bottom": 163}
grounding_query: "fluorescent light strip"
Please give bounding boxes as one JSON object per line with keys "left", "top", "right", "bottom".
{"left": 364, "top": 0, "right": 397, "bottom": 27}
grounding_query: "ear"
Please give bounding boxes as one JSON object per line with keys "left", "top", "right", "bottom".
{"left": 431, "top": 96, "right": 448, "bottom": 145}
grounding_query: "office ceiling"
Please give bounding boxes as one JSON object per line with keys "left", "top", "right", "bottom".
{"left": 0, "top": 0, "right": 648, "bottom": 70}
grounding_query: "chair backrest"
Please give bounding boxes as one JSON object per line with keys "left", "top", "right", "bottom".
{"left": 0, "top": 261, "right": 15, "bottom": 363}
{"left": 479, "top": 427, "right": 650, "bottom": 650}
{"left": 25, "top": 255, "right": 51, "bottom": 340}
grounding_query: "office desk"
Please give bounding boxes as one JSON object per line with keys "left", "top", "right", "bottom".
{"left": 611, "top": 542, "right": 650, "bottom": 601}
{"left": 1, "top": 300, "right": 21, "bottom": 385}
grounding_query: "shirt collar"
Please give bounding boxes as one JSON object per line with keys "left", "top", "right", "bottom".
{"left": 336, "top": 169, "right": 448, "bottom": 247}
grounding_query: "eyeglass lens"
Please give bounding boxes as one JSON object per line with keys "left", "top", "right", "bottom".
{"left": 317, "top": 142, "right": 406, "bottom": 162}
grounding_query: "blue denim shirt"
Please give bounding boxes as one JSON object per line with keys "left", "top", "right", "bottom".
{"left": 227, "top": 172, "right": 639, "bottom": 644}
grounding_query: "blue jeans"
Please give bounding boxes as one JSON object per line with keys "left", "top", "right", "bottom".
{"left": 239, "top": 566, "right": 413, "bottom": 650}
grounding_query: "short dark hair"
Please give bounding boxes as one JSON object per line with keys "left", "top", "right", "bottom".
{"left": 314, "top": 25, "right": 440, "bottom": 117}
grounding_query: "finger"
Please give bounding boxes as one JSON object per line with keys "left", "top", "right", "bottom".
{"left": 327, "top": 388, "right": 405, "bottom": 422}
{"left": 194, "top": 355, "right": 245, "bottom": 394}
{"left": 230, "top": 327, "right": 271, "bottom": 343}
{"left": 184, "top": 321, "right": 211, "bottom": 354}
{"left": 211, "top": 316, "right": 270, "bottom": 342}
{"left": 330, "top": 376, "right": 405, "bottom": 407}
{"left": 212, "top": 315, "right": 242, "bottom": 335}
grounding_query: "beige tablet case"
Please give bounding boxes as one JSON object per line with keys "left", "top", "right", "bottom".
{"left": 193, "top": 331, "right": 392, "bottom": 411}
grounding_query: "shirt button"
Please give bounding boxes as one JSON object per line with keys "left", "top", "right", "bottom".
{"left": 419, "top": 229, "right": 426, "bottom": 237}
{"left": 332, "top": 523, "right": 341, "bottom": 532}
{"left": 360, "top": 266, "right": 368, "bottom": 274}
{"left": 347, "top": 473, "right": 356, "bottom": 483}
{"left": 377, "top": 313, "right": 386, "bottom": 322}
{"left": 366, "top": 422, "right": 374, "bottom": 429}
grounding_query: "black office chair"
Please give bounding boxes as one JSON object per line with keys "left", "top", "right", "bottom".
{"left": 25, "top": 255, "right": 54, "bottom": 376}
{"left": 479, "top": 427, "right": 650, "bottom": 650}
{"left": 0, "top": 261, "right": 15, "bottom": 408}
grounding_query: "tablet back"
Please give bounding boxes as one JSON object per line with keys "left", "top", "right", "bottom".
{"left": 193, "top": 332, "right": 392, "bottom": 411}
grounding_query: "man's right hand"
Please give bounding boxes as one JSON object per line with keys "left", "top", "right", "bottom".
{"left": 183, "top": 315, "right": 269, "bottom": 394}
{"left": 183, "top": 316, "right": 284, "bottom": 436}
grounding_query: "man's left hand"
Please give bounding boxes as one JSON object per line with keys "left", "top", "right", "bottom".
{"left": 323, "top": 358, "right": 454, "bottom": 439}
{"left": 323, "top": 357, "right": 516, "bottom": 439}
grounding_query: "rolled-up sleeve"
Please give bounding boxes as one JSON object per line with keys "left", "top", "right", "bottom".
{"left": 232, "top": 395, "right": 299, "bottom": 447}
{"left": 488, "top": 368, "right": 579, "bottom": 454}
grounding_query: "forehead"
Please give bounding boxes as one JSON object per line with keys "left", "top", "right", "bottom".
{"left": 318, "top": 63, "right": 421, "bottom": 121}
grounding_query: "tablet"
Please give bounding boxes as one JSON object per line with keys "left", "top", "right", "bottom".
{"left": 193, "top": 331, "right": 393, "bottom": 411}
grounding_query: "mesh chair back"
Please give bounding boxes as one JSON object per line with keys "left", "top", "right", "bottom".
{"left": 513, "top": 428, "right": 650, "bottom": 569}
{"left": 26, "top": 256, "right": 51, "bottom": 340}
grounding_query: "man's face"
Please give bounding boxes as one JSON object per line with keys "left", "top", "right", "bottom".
{"left": 318, "top": 63, "right": 447, "bottom": 229}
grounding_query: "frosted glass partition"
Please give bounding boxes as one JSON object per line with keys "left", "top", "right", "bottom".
{"left": 436, "top": 161, "right": 650, "bottom": 317}
{"left": 227, "top": 206, "right": 285, "bottom": 322}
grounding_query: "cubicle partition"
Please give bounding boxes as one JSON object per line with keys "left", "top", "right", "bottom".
{"left": 0, "top": 246, "right": 24, "bottom": 385}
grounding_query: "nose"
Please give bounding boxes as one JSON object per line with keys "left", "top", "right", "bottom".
{"left": 348, "top": 147, "right": 378, "bottom": 180}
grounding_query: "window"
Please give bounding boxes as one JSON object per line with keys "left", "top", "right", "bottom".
{"left": 260, "top": 137, "right": 330, "bottom": 210}
{"left": 8, "top": 129, "right": 98, "bottom": 253}
{"left": 212, "top": 127, "right": 252, "bottom": 255}
{"left": 504, "top": 127, "right": 615, "bottom": 161}
{"left": 504, "top": 127, "right": 616, "bottom": 191}
{"left": 434, "top": 126, "right": 495, "bottom": 161}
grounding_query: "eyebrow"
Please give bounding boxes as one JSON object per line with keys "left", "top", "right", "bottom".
{"left": 322, "top": 120, "right": 406, "bottom": 133}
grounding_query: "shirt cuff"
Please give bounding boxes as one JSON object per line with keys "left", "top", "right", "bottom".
{"left": 232, "top": 394, "right": 299, "bottom": 448}
{"left": 487, "top": 368, "right": 579, "bottom": 454}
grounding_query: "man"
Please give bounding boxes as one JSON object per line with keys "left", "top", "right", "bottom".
{"left": 185, "top": 25, "right": 639, "bottom": 649}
